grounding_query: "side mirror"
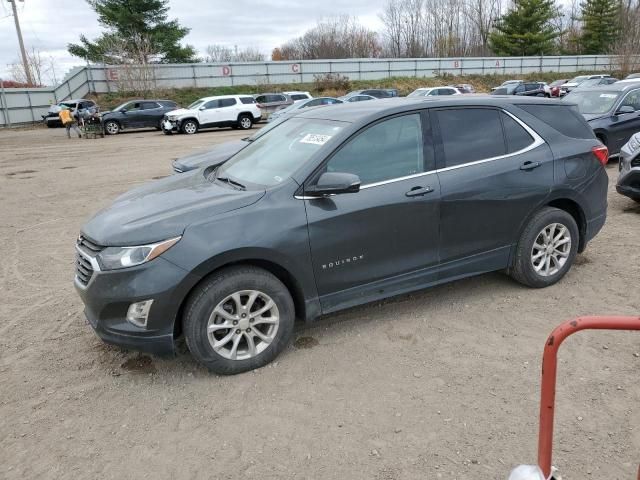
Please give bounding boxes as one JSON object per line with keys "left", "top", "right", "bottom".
{"left": 199, "top": 106, "right": 206, "bottom": 111}
{"left": 616, "top": 105, "right": 635, "bottom": 115}
{"left": 306, "top": 172, "right": 360, "bottom": 197}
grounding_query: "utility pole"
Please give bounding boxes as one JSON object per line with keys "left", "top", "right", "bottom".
{"left": 7, "top": 0, "right": 33, "bottom": 87}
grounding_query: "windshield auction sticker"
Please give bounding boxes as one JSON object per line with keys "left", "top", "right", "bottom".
{"left": 599, "top": 93, "right": 617, "bottom": 98}
{"left": 300, "top": 133, "right": 332, "bottom": 145}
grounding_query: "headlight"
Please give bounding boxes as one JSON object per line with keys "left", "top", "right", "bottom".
{"left": 97, "top": 237, "right": 181, "bottom": 270}
{"left": 167, "top": 116, "right": 178, "bottom": 121}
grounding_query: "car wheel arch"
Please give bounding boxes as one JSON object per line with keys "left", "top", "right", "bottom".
{"left": 174, "top": 257, "right": 309, "bottom": 340}
{"left": 594, "top": 130, "right": 608, "bottom": 146}
{"left": 180, "top": 117, "right": 199, "bottom": 127}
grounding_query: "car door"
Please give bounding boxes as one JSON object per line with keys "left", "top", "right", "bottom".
{"left": 138, "top": 101, "right": 162, "bottom": 128}
{"left": 122, "top": 101, "right": 145, "bottom": 128}
{"left": 608, "top": 89, "right": 640, "bottom": 153}
{"left": 303, "top": 112, "right": 441, "bottom": 312}
{"left": 198, "top": 99, "right": 221, "bottom": 126}
{"left": 433, "top": 107, "right": 553, "bottom": 274}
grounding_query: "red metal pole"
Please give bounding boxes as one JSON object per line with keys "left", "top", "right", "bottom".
{"left": 537, "top": 315, "right": 640, "bottom": 478}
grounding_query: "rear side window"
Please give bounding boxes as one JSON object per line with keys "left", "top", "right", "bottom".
{"left": 517, "top": 104, "right": 594, "bottom": 139}
{"left": 141, "top": 102, "right": 159, "bottom": 109}
{"left": 219, "top": 98, "right": 237, "bottom": 107}
{"left": 290, "top": 94, "right": 308, "bottom": 101}
{"left": 501, "top": 113, "right": 534, "bottom": 153}
{"left": 255, "top": 95, "right": 266, "bottom": 103}
{"left": 436, "top": 108, "right": 505, "bottom": 167}
{"left": 240, "top": 97, "right": 256, "bottom": 104}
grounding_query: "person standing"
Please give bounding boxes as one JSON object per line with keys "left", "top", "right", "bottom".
{"left": 59, "top": 106, "right": 82, "bottom": 139}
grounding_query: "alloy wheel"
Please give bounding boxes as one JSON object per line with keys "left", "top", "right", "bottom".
{"left": 183, "top": 122, "right": 197, "bottom": 134}
{"left": 207, "top": 290, "right": 279, "bottom": 360}
{"left": 530, "top": 223, "right": 571, "bottom": 277}
{"left": 105, "top": 121, "right": 119, "bottom": 134}
{"left": 240, "top": 117, "right": 252, "bottom": 129}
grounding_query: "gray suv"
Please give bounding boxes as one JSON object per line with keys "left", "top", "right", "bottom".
{"left": 75, "top": 97, "right": 608, "bottom": 375}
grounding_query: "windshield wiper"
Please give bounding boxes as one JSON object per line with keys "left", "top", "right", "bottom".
{"left": 216, "top": 175, "right": 246, "bottom": 190}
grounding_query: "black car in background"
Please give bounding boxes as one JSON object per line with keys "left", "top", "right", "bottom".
{"left": 43, "top": 98, "right": 97, "bottom": 127}
{"left": 564, "top": 82, "right": 640, "bottom": 155}
{"left": 75, "top": 96, "right": 608, "bottom": 374}
{"left": 345, "top": 88, "right": 399, "bottom": 99}
{"left": 492, "top": 82, "right": 549, "bottom": 97}
{"left": 102, "top": 100, "right": 178, "bottom": 135}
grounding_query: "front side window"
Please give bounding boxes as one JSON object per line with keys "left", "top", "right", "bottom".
{"left": 255, "top": 95, "right": 266, "bottom": 104}
{"left": 436, "top": 108, "right": 505, "bottom": 167}
{"left": 217, "top": 118, "right": 346, "bottom": 187}
{"left": 325, "top": 113, "right": 426, "bottom": 185}
{"left": 620, "top": 90, "right": 640, "bottom": 111}
{"left": 240, "top": 97, "right": 256, "bottom": 105}
{"left": 202, "top": 100, "right": 220, "bottom": 109}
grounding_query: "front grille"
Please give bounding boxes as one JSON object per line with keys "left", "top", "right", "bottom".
{"left": 75, "top": 235, "right": 103, "bottom": 286}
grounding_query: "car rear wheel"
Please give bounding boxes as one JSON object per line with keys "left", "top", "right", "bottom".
{"left": 104, "top": 120, "right": 120, "bottom": 135}
{"left": 238, "top": 114, "right": 253, "bottom": 130}
{"left": 183, "top": 266, "right": 295, "bottom": 375}
{"left": 182, "top": 120, "right": 198, "bottom": 135}
{"left": 510, "top": 207, "right": 579, "bottom": 288}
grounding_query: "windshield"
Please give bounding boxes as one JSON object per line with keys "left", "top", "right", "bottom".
{"left": 217, "top": 118, "right": 346, "bottom": 187}
{"left": 408, "top": 89, "right": 429, "bottom": 97}
{"left": 113, "top": 101, "right": 131, "bottom": 111}
{"left": 568, "top": 75, "right": 589, "bottom": 84}
{"left": 564, "top": 90, "right": 620, "bottom": 114}
{"left": 188, "top": 100, "right": 204, "bottom": 110}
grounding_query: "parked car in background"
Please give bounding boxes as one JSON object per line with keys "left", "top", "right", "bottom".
{"left": 407, "top": 86, "right": 461, "bottom": 97}
{"left": 171, "top": 119, "right": 288, "bottom": 173}
{"left": 454, "top": 83, "right": 475, "bottom": 93}
{"left": 253, "top": 93, "right": 292, "bottom": 116}
{"left": 624, "top": 73, "right": 640, "bottom": 80}
{"left": 564, "top": 82, "right": 640, "bottom": 155}
{"left": 491, "top": 79, "right": 523, "bottom": 91}
{"left": 574, "top": 77, "right": 619, "bottom": 90}
{"left": 560, "top": 74, "right": 612, "bottom": 95}
{"left": 343, "top": 88, "right": 399, "bottom": 99}
{"left": 492, "top": 82, "right": 548, "bottom": 97}
{"left": 616, "top": 132, "right": 640, "bottom": 202}
{"left": 75, "top": 95, "right": 608, "bottom": 374}
{"left": 268, "top": 97, "right": 343, "bottom": 122}
{"left": 162, "top": 95, "right": 261, "bottom": 134}
{"left": 342, "top": 94, "right": 377, "bottom": 102}
{"left": 548, "top": 79, "right": 568, "bottom": 97}
{"left": 283, "top": 91, "right": 313, "bottom": 102}
{"left": 43, "top": 99, "right": 97, "bottom": 127}
{"left": 102, "top": 99, "right": 177, "bottom": 135}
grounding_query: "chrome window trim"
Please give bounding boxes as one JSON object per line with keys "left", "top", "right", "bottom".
{"left": 295, "top": 108, "right": 545, "bottom": 199}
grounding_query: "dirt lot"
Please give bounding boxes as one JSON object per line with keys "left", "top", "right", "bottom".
{"left": 0, "top": 126, "right": 638, "bottom": 480}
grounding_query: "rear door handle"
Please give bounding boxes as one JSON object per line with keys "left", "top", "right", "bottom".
{"left": 405, "top": 186, "right": 434, "bottom": 197}
{"left": 520, "top": 161, "right": 542, "bottom": 171}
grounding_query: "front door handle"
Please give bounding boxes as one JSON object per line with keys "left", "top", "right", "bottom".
{"left": 405, "top": 186, "right": 434, "bottom": 197}
{"left": 520, "top": 161, "right": 542, "bottom": 171}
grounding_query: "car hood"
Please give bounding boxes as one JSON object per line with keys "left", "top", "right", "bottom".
{"left": 81, "top": 170, "right": 265, "bottom": 246}
{"left": 173, "top": 140, "right": 246, "bottom": 172}
{"left": 165, "top": 108, "right": 195, "bottom": 117}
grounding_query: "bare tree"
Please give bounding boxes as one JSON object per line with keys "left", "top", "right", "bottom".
{"left": 204, "top": 45, "right": 265, "bottom": 63}
{"left": 612, "top": 0, "right": 640, "bottom": 72}
{"left": 276, "top": 16, "right": 380, "bottom": 60}
{"left": 8, "top": 47, "right": 60, "bottom": 86}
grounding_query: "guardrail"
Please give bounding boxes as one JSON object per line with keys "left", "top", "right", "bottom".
{"left": 1, "top": 54, "right": 638, "bottom": 127}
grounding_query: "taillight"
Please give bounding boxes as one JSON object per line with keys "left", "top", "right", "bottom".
{"left": 592, "top": 145, "right": 609, "bottom": 166}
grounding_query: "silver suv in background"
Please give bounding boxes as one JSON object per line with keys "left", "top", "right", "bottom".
{"left": 254, "top": 93, "right": 292, "bottom": 115}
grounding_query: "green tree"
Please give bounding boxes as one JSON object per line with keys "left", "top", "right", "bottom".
{"left": 579, "top": 0, "right": 620, "bottom": 54}
{"left": 68, "top": 0, "right": 197, "bottom": 64}
{"left": 489, "top": 0, "right": 561, "bottom": 56}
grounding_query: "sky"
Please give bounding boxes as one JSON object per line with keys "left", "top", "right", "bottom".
{"left": 0, "top": 0, "right": 384, "bottom": 83}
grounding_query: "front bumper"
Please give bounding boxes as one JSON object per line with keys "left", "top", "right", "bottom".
{"left": 162, "top": 119, "right": 180, "bottom": 132}
{"left": 74, "top": 255, "right": 200, "bottom": 356}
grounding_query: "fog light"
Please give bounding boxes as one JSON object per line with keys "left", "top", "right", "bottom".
{"left": 126, "top": 300, "right": 153, "bottom": 328}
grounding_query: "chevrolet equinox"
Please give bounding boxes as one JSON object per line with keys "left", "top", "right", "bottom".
{"left": 75, "top": 97, "right": 608, "bottom": 374}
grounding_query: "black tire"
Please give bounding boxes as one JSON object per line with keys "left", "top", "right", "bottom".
{"left": 46, "top": 122, "right": 55, "bottom": 128}
{"left": 183, "top": 266, "right": 295, "bottom": 375}
{"left": 510, "top": 207, "right": 579, "bottom": 288}
{"left": 237, "top": 114, "right": 253, "bottom": 130}
{"left": 104, "top": 120, "right": 120, "bottom": 135}
{"left": 181, "top": 120, "right": 198, "bottom": 135}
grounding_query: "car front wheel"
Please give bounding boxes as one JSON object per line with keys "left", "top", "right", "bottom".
{"left": 104, "top": 120, "right": 120, "bottom": 135}
{"left": 510, "top": 207, "right": 579, "bottom": 288}
{"left": 181, "top": 120, "right": 198, "bottom": 134}
{"left": 183, "top": 266, "right": 295, "bottom": 375}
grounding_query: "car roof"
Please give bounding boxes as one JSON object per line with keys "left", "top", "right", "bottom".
{"left": 198, "top": 94, "right": 253, "bottom": 101}
{"left": 296, "top": 96, "right": 568, "bottom": 123}
{"left": 283, "top": 91, "right": 310, "bottom": 94}
{"left": 573, "top": 82, "right": 640, "bottom": 92}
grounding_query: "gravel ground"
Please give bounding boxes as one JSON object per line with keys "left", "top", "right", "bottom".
{"left": 0, "top": 126, "right": 638, "bottom": 480}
